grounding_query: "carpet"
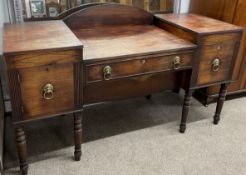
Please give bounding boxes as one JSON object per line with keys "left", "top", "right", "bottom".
{"left": 3, "top": 91, "right": 246, "bottom": 175}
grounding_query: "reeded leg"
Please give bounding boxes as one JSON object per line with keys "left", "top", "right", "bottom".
{"left": 213, "top": 83, "right": 228, "bottom": 125}
{"left": 15, "top": 128, "right": 28, "bottom": 175}
{"left": 180, "top": 90, "right": 192, "bottom": 133}
{"left": 145, "top": 95, "right": 152, "bottom": 100}
{"left": 74, "top": 112, "right": 82, "bottom": 161}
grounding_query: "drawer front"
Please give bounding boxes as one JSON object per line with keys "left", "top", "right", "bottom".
{"left": 196, "top": 41, "right": 236, "bottom": 86}
{"left": 84, "top": 71, "right": 179, "bottom": 104}
{"left": 86, "top": 52, "right": 193, "bottom": 83}
{"left": 18, "top": 63, "right": 75, "bottom": 119}
{"left": 5, "top": 49, "right": 82, "bottom": 69}
{"left": 199, "top": 33, "right": 241, "bottom": 45}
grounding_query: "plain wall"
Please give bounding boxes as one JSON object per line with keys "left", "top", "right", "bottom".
{"left": 180, "top": 0, "right": 190, "bottom": 13}
{"left": 0, "top": 0, "right": 9, "bottom": 27}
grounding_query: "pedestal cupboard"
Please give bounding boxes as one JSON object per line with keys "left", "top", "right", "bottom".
{"left": 190, "top": 0, "right": 246, "bottom": 105}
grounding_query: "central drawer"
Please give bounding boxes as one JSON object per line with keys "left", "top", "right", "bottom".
{"left": 86, "top": 52, "right": 193, "bottom": 83}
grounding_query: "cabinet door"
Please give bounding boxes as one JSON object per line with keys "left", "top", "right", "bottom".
{"left": 18, "top": 63, "right": 75, "bottom": 120}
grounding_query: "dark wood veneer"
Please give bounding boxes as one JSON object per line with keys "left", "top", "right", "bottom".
{"left": 63, "top": 3, "right": 153, "bottom": 30}
{"left": 3, "top": 3, "right": 243, "bottom": 175}
{"left": 154, "top": 13, "right": 243, "bottom": 89}
{"left": 188, "top": 0, "right": 246, "bottom": 104}
{"left": 3, "top": 21, "right": 82, "bottom": 54}
{"left": 86, "top": 52, "right": 193, "bottom": 84}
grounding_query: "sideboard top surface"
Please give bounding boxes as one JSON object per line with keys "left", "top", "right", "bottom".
{"left": 155, "top": 13, "right": 243, "bottom": 35}
{"left": 73, "top": 24, "right": 196, "bottom": 61}
{"left": 3, "top": 20, "right": 82, "bottom": 55}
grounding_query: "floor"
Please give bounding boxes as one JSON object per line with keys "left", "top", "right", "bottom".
{"left": 3, "top": 91, "right": 246, "bottom": 175}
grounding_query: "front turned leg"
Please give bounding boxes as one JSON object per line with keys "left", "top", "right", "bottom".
{"left": 15, "top": 128, "right": 28, "bottom": 175}
{"left": 74, "top": 112, "right": 82, "bottom": 161}
{"left": 214, "top": 83, "right": 228, "bottom": 125}
{"left": 180, "top": 90, "right": 192, "bottom": 133}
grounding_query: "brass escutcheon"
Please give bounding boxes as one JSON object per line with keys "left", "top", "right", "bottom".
{"left": 43, "top": 83, "right": 54, "bottom": 100}
{"left": 103, "top": 65, "right": 112, "bottom": 80}
{"left": 212, "top": 58, "right": 220, "bottom": 72}
{"left": 173, "top": 56, "right": 181, "bottom": 69}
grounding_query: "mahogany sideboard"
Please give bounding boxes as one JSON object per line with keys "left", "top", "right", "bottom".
{"left": 189, "top": 0, "right": 246, "bottom": 105}
{"left": 3, "top": 3, "right": 243, "bottom": 175}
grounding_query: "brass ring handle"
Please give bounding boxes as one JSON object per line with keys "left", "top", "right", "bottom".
{"left": 103, "top": 66, "right": 112, "bottom": 80}
{"left": 173, "top": 56, "right": 181, "bottom": 69}
{"left": 43, "top": 83, "right": 54, "bottom": 100}
{"left": 212, "top": 58, "right": 220, "bottom": 72}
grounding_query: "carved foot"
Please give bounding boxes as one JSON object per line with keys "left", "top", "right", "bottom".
{"left": 20, "top": 165, "right": 28, "bottom": 175}
{"left": 180, "top": 89, "right": 192, "bottom": 133}
{"left": 179, "top": 124, "right": 186, "bottom": 133}
{"left": 213, "top": 115, "right": 220, "bottom": 125}
{"left": 213, "top": 84, "right": 228, "bottom": 125}
{"left": 74, "top": 112, "right": 82, "bottom": 161}
{"left": 15, "top": 128, "right": 28, "bottom": 175}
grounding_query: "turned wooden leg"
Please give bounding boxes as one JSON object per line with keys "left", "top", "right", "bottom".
{"left": 180, "top": 90, "right": 192, "bottom": 133}
{"left": 15, "top": 128, "right": 28, "bottom": 175}
{"left": 145, "top": 95, "right": 152, "bottom": 100}
{"left": 214, "top": 83, "right": 228, "bottom": 125}
{"left": 74, "top": 112, "right": 82, "bottom": 161}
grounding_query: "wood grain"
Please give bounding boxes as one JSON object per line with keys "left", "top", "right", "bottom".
{"left": 155, "top": 13, "right": 242, "bottom": 34}
{"left": 189, "top": 0, "right": 238, "bottom": 23}
{"left": 84, "top": 71, "right": 182, "bottom": 104}
{"left": 189, "top": 0, "right": 246, "bottom": 103}
{"left": 73, "top": 25, "right": 196, "bottom": 61}
{"left": 196, "top": 42, "right": 236, "bottom": 85}
{"left": 2, "top": 5, "right": 243, "bottom": 174}
{"left": 5, "top": 49, "right": 82, "bottom": 69}
{"left": 3, "top": 20, "right": 82, "bottom": 54}
{"left": 155, "top": 13, "right": 243, "bottom": 88}
{"left": 86, "top": 52, "right": 193, "bottom": 83}
{"left": 232, "top": 0, "right": 246, "bottom": 85}
{"left": 19, "top": 63, "right": 75, "bottom": 119}
{"left": 63, "top": 3, "right": 153, "bottom": 30}
{"left": 155, "top": 18, "right": 197, "bottom": 43}
{"left": 199, "top": 33, "right": 241, "bottom": 45}
{"left": 8, "top": 70, "right": 22, "bottom": 122}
